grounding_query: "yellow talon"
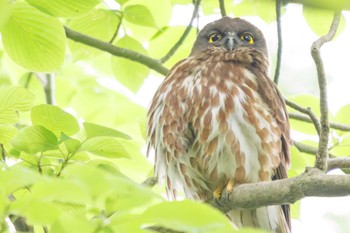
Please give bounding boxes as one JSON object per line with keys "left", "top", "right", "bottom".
{"left": 213, "top": 185, "right": 224, "bottom": 199}
{"left": 226, "top": 179, "right": 235, "bottom": 193}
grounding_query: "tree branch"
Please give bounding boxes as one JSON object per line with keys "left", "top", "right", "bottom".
{"left": 273, "top": 0, "right": 283, "bottom": 84}
{"left": 293, "top": 140, "right": 319, "bottom": 156}
{"left": 328, "top": 157, "right": 350, "bottom": 171}
{"left": 160, "top": 0, "right": 201, "bottom": 63}
{"left": 64, "top": 26, "right": 169, "bottom": 76}
{"left": 288, "top": 112, "right": 350, "bottom": 132}
{"left": 219, "top": 0, "right": 227, "bottom": 17}
{"left": 207, "top": 168, "right": 350, "bottom": 212}
{"left": 311, "top": 11, "right": 341, "bottom": 171}
{"left": 285, "top": 99, "right": 321, "bottom": 135}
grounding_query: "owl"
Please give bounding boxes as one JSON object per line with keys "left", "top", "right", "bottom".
{"left": 147, "top": 17, "right": 291, "bottom": 233}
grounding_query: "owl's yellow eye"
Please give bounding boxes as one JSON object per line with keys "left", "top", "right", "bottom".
{"left": 240, "top": 33, "right": 254, "bottom": 44}
{"left": 208, "top": 33, "right": 222, "bottom": 43}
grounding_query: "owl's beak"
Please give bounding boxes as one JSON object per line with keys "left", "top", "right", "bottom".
{"left": 225, "top": 36, "right": 236, "bottom": 52}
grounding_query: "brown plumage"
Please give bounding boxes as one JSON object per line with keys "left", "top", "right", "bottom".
{"left": 147, "top": 17, "right": 291, "bottom": 233}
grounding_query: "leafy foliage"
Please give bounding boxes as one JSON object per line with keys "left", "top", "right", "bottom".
{"left": 0, "top": 0, "right": 349, "bottom": 232}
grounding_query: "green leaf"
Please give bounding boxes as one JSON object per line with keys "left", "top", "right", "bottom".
{"left": 51, "top": 215, "right": 98, "bottom": 233}
{"left": 288, "top": 146, "right": 307, "bottom": 177}
{"left": 141, "top": 200, "right": 235, "bottom": 233}
{"left": 0, "top": 0, "right": 12, "bottom": 31}
{"left": 123, "top": 4, "right": 157, "bottom": 28}
{"left": 303, "top": 6, "right": 346, "bottom": 36}
{"left": 116, "top": 0, "right": 129, "bottom": 5}
{"left": 63, "top": 137, "right": 82, "bottom": 154}
{"left": 80, "top": 136, "right": 130, "bottom": 158}
{"left": 335, "top": 104, "right": 350, "bottom": 126}
{"left": 12, "top": 198, "right": 63, "bottom": 225}
{"left": 231, "top": 0, "right": 277, "bottom": 23}
{"left": 330, "top": 134, "right": 350, "bottom": 157}
{"left": 31, "top": 104, "right": 80, "bottom": 137}
{"left": 0, "top": 86, "right": 35, "bottom": 124}
{"left": 26, "top": 0, "right": 101, "bottom": 17}
{"left": 202, "top": 0, "right": 231, "bottom": 16}
{"left": 0, "top": 166, "right": 41, "bottom": 195}
{"left": 68, "top": 9, "right": 121, "bottom": 60}
{"left": 31, "top": 179, "right": 91, "bottom": 205}
{"left": 0, "top": 125, "right": 18, "bottom": 152}
{"left": 111, "top": 35, "right": 150, "bottom": 92}
{"left": 11, "top": 125, "right": 58, "bottom": 154}
{"left": 83, "top": 122, "right": 131, "bottom": 140}
{"left": 291, "top": 201, "right": 301, "bottom": 219}
{"left": 2, "top": 2, "right": 66, "bottom": 72}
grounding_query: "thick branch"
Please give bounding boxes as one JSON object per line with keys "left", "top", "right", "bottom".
{"left": 64, "top": 26, "right": 169, "bottom": 76}
{"left": 160, "top": 0, "right": 201, "bottom": 63}
{"left": 207, "top": 168, "right": 350, "bottom": 212}
{"left": 273, "top": 0, "right": 282, "bottom": 84}
{"left": 311, "top": 11, "right": 341, "bottom": 170}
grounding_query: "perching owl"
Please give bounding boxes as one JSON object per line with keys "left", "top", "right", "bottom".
{"left": 147, "top": 17, "right": 291, "bottom": 233}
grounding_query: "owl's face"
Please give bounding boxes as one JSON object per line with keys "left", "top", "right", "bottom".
{"left": 190, "top": 17, "right": 268, "bottom": 57}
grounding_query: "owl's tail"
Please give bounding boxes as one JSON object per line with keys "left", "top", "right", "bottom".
{"left": 227, "top": 205, "right": 290, "bottom": 233}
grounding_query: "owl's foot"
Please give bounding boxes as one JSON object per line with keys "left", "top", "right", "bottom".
{"left": 213, "top": 184, "right": 224, "bottom": 200}
{"left": 213, "top": 179, "right": 235, "bottom": 206}
{"left": 226, "top": 179, "right": 235, "bottom": 193}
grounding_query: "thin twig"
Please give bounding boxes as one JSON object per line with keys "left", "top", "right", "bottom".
{"left": 288, "top": 112, "right": 350, "bottom": 132}
{"left": 64, "top": 26, "right": 169, "bottom": 76}
{"left": 293, "top": 140, "right": 318, "bottom": 156}
{"left": 273, "top": 0, "right": 282, "bottom": 84}
{"left": 109, "top": 12, "right": 123, "bottom": 43}
{"left": 311, "top": 11, "right": 341, "bottom": 171}
{"left": 159, "top": 0, "right": 202, "bottom": 63}
{"left": 44, "top": 73, "right": 55, "bottom": 105}
{"left": 1, "top": 144, "right": 5, "bottom": 162}
{"left": 219, "top": 0, "right": 227, "bottom": 17}
{"left": 24, "top": 72, "right": 33, "bottom": 88}
{"left": 293, "top": 140, "right": 335, "bottom": 157}
{"left": 285, "top": 99, "right": 321, "bottom": 135}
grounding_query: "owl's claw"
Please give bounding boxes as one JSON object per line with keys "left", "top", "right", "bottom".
{"left": 226, "top": 179, "right": 235, "bottom": 193}
{"left": 213, "top": 185, "right": 223, "bottom": 200}
{"left": 213, "top": 179, "right": 235, "bottom": 207}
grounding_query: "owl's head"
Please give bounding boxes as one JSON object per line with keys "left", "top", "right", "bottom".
{"left": 190, "top": 17, "right": 268, "bottom": 57}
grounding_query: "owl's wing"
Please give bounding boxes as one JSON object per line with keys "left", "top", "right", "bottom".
{"left": 256, "top": 73, "right": 292, "bottom": 228}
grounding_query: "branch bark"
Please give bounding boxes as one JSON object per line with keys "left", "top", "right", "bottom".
{"left": 207, "top": 168, "right": 350, "bottom": 212}
{"left": 64, "top": 26, "right": 169, "bottom": 76}
{"left": 311, "top": 11, "right": 341, "bottom": 171}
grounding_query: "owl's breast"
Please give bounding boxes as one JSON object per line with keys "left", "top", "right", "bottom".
{"left": 148, "top": 60, "right": 282, "bottom": 199}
